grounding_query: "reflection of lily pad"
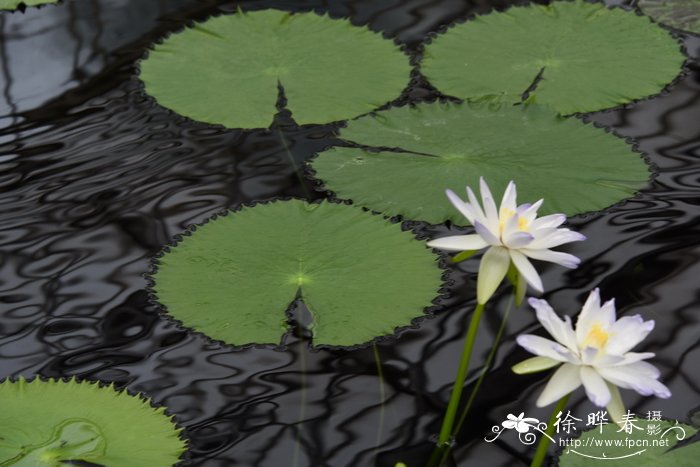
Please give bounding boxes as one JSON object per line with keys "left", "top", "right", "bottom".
{"left": 311, "top": 102, "right": 648, "bottom": 224}
{"left": 557, "top": 419, "right": 699, "bottom": 466}
{"left": 422, "top": 0, "right": 683, "bottom": 115}
{"left": 151, "top": 200, "right": 441, "bottom": 347}
{"left": 0, "top": 377, "right": 186, "bottom": 466}
{"left": 139, "top": 9, "right": 410, "bottom": 129}
{"left": 0, "top": 0, "right": 58, "bottom": 9}
{"left": 639, "top": 0, "right": 700, "bottom": 34}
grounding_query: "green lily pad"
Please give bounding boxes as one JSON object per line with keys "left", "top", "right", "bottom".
{"left": 421, "top": 0, "right": 684, "bottom": 115}
{"left": 151, "top": 200, "right": 442, "bottom": 347}
{"left": 0, "top": 0, "right": 58, "bottom": 9}
{"left": 639, "top": 0, "right": 700, "bottom": 34}
{"left": 310, "top": 102, "right": 649, "bottom": 224}
{"left": 557, "top": 419, "right": 699, "bottom": 466}
{"left": 0, "top": 377, "right": 186, "bottom": 466}
{"left": 139, "top": 9, "right": 411, "bottom": 129}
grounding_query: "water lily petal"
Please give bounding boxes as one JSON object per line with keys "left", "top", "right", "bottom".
{"left": 504, "top": 231, "right": 534, "bottom": 249}
{"left": 520, "top": 199, "right": 544, "bottom": 221}
{"left": 527, "top": 230, "right": 586, "bottom": 250}
{"left": 580, "top": 366, "right": 611, "bottom": 407}
{"left": 474, "top": 220, "right": 501, "bottom": 246}
{"left": 600, "top": 352, "right": 655, "bottom": 367}
{"left": 466, "top": 185, "right": 486, "bottom": 222}
{"left": 605, "top": 315, "right": 655, "bottom": 355}
{"left": 530, "top": 213, "right": 566, "bottom": 229}
{"left": 479, "top": 177, "right": 498, "bottom": 215}
{"left": 598, "top": 298, "right": 617, "bottom": 328}
{"left": 516, "top": 335, "right": 577, "bottom": 363}
{"left": 427, "top": 234, "right": 489, "bottom": 252}
{"left": 446, "top": 189, "right": 476, "bottom": 224}
{"left": 520, "top": 248, "right": 581, "bottom": 268}
{"left": 499, "top": 181, "right": 517, "bottom": 216}
{"left": 597, "top": 363, "right": 670, "bottom": 398}
{"left": 606, "top": 383, "right": 625, "bottom": 425}
{"left": 510, "top": 250, "right": 543, "bottom": 293}
{"left": 477, "top": 246, "right": 510, "bottom": 304}
{"left": 576, "top": 288, "right": 602, "bottom": 347}
{"left": 536, "top": 363, "right": 582, "bottom": 407}
{"left": 512, "top": 356, "right": 561, "bottom": 374}
{"left": 528, "top": 297, "right": 577, "bottom": 351}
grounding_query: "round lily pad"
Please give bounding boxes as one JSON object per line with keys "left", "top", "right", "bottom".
{"left": 151, "top": 200, "right": 442, "bottom": 348}
{"left": 421, "top": 0, "right": 684, "bottom": 115}
{"left": 0, "top": 377, "right": 186, "bottom": 466}
{"left": 310, "top": 102, "right": 649, "bottom": 224}
{"left": 639, "top": 0, "right": 700, "bottom": 34}
{"left": 557, "top": 419, "right": 699, "bottom": 466}
{"left": 0, "top": 0, "right": 58, "bottom": 9}
{"left": 139, "top": 9, "right": 411, "bottom": 129}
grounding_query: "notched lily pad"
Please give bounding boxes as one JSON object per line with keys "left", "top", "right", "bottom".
{"left": 150, "top": 200, "right": 442, "bottom": 348}
{"left": 422, "top": 0, "right": 684, "bottom": 115}
{"left": 310, "top": 102, "right": 649, "bottom": 224}
{"left": 557, "top": 419, "right": 699, "bottom": 466}
{"left": 639, "top": 0, "right": 700, "bottom": 34}
{"left": 0, "top": 377, "right": 186, "bottom": 466}
{"left": 139, "top": 9, "right": 411, "bottom": 129}
{"left": 0, "top": 0, "right": 58, "bottom": 10}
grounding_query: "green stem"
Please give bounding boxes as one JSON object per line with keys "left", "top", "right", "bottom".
{"left": 437, "top": 295, "right": 514, "bottom": 466}
{"left": 531, "top": 393, "right": 571, "bottom": 467}
{"left": 436, "top": 302, "right": 486, "bottom": 446}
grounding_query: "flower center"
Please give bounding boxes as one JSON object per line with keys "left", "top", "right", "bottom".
{"left": 583, "top": 323, "right": 609, "bottom": 349}
{"left": 499, "top": 208, "right": 530, "bottom": 234}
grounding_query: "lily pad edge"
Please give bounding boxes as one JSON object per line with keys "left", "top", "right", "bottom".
{"left": 0, "top": 0, "right": 61, "bottom": 13}
{"left": 0, "top": 374, "right": 190, "bottom": 463}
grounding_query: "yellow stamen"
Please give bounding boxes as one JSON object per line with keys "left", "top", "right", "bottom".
{"left": 499, "top": 208, "right": 530, "bottom": 233}
{"left": 583, "top": 323, "right": 609, "bottom": 349}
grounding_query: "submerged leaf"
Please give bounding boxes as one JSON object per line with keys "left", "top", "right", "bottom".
{"left": 422, "top": 0, "right": 684, "bottom": 115}
{"left": 139, "top": 9, "right": 410, "bottom": 129}
{"left": 639, "top": 0, "right": 700, "bottom": 34}
{"left": 151, "top": 200, "right": 442, "bottom": 347}
{"left": 311, "top": 102, "right": 649, "bottom": 224}
{"left": 557, "top": 419, "right": 699, "bottom": 466}
{"left": 0, "top": 378, "right": 185, "bottom": 466}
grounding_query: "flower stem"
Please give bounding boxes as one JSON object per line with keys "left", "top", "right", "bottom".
{"left": 436, "top": 302, "right": 486, "bottom": 446}
{"left": 530, "top": 393, "right": 570, "bottom": 467}
{"left": 436, "top": 295, "right": 514, "bottom": 466}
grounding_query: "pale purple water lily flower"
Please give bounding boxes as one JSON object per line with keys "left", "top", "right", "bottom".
{"left": 513, "top": 289, "right": 671, "bottom": 423}
{"left": 426, "top": 177, "right": 585, "bottom": 304}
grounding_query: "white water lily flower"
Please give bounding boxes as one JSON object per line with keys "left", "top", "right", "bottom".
{"left": 426, "top": 177, "right": 585, "bottom": 304}
{"left": 513, "top": 289, "right": 671, "bottom": 423}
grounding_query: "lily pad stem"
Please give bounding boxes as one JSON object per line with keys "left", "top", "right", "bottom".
{"left": 436, "top": 301, "right": 486, "bottom": 448}
{"left": 531, "top": 393, "right": 571, "bottom": 467}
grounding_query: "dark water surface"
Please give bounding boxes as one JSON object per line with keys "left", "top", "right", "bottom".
{"left": 1, "top": 0, "right": 699, "bottom": 466}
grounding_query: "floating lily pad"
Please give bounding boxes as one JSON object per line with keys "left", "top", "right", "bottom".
{"left": 557, "top": 419, "right": 699, "bottom": 466}
{"left": 310, "top": 102, "right": 649, "bottom": 224}
{"left": 0, "top": 377, "right": 185, "bottom": 466}
{"left": 639, "top": 0, "right": 700, "bottom": 34}
{"left": 0, "top": 0, "right": 58, "bottom": 9}
{"left": 151, "top": 200, "right": 442, "bottom": 347}
{"left": 139, "top": 9, "right": 411, "bottom": 129}
{"left": 421, "top": 0, "right": 684, "bottom": 115}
